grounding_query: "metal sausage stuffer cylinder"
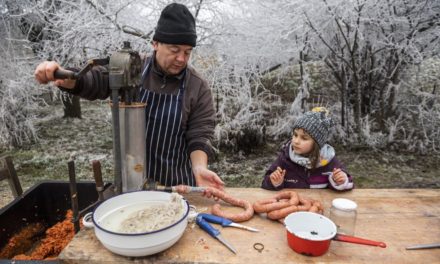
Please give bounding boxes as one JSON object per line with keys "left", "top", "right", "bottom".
{"left": 108, "top": 41, "right": 144, "bottom": 193}
{"left": 119, "top": 102, "right": 146, "bottom": 192}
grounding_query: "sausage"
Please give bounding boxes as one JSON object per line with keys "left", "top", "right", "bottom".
{"left": 206, "top": 187, "right": 254, "bottom": 222}
{"left": 308, "top": 205, "right": 319, "bottom": 213}
{"left": 297, "top": 197, "right": 312, "bottom": 211}
{"left": 252, "top": 191, "right": 323, "bottom": 220}
{"left": 172, "top": 185, "right": 254, "bottom": 222}
{"left": 313, "top": 200, "right": 322, "bottom": 209}
{"left": 253, "top": 191, "right": 299, "bottom": 213}
{"left": 311, "top": 200, "right": 324, "bottom": 214}
{"left": 253, "top": 198, "right": 289, "bottom": 213}
{"left": 267, "top": 205, "right": 298, "bottom": 220}
{"left": 275, "top": 191, "right": 300, "bottom": 205}
{"left": 211, "top": 200, "right": 254, "bottom": 223}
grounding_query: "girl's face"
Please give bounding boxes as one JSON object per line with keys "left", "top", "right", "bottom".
{"left": 291, "top": 128, "right": 315, "bottom": 156}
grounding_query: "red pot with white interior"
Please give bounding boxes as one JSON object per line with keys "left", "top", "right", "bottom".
{"left": 284, "top": 211, "right": 386, "bottom": 257}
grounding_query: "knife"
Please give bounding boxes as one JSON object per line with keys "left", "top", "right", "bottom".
{"left": 196, "top": 214, "right": 237, "bottom": 254}
{"left": 198, "top": 213, "right": 259, "bottom": 232}
{"left": 406, "top": 242, "right": 440, "bottom": 250}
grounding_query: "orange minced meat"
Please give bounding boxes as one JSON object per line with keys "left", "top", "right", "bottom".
{"left": 0, "top": 210, "right": 80, "bottom": 260}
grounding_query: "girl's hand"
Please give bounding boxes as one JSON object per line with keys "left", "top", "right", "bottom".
{"left": 332, "top": 168, "right": 348, "bottom": 185}
{"left": 270, "top": 166, "right": 286, "bottom": 187}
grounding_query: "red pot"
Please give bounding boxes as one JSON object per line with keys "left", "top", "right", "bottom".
{"left": 284, "top": 212, "right": 386, "bottom": 257}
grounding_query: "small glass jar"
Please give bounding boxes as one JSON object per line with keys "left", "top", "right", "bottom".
{"left": 329, "top": 198, "right": 357, "bottom": 236}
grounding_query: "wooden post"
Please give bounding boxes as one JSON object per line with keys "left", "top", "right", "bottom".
{"left": 0, "top": 156, "right": 23, "bottom": 198}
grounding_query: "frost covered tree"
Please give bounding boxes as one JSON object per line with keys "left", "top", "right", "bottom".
{"left": 194, "top": 1, "right": 307, "bottom": 149}
{"left": 1, "top": 0, "right": 439, "bottom": 153}
{"left": 297, "top": 0, "right": 440, "bottom": 147}
{"left": 0, "top": 0, "right": 161, "bottom": 147}
{"left": 0, "top": 1, "right": 42, "bottom": 147}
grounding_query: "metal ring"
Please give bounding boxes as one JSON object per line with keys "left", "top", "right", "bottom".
{"left": 253, "top": 242, "right": 264, "bottom": 253}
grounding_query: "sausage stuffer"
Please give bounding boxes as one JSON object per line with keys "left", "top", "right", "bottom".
{"left": 54, "top": 41, "right": 144, "bottom": 195}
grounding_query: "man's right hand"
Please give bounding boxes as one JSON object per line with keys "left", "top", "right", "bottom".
{"left": 34, "top": 61, "right": 76, "bottom": 89}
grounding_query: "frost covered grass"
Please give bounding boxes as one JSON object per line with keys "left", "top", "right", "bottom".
{"left": 1, "top": 99, "right": 439, "bottom": 208}
{"left": 0, "top": 100, "right": 115, "bottom": 191}
{"left": 213, "top": 142, "right": 440, "bottom": 190}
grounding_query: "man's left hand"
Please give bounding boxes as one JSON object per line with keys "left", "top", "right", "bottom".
{"left": 193, "top": 167, "right": 224, "bottom": 199}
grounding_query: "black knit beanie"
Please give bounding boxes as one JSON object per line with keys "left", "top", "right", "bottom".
{"left": 153, "top": 3, "right": 197, "bottom": 47}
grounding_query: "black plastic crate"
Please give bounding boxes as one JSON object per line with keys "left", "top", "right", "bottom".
{"left": 0, "top": 181, "right": 105, "bottom": 262}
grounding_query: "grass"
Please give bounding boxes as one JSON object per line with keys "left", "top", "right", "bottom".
{"left": 1, "top": 99, "right": 439, "bottom": 207}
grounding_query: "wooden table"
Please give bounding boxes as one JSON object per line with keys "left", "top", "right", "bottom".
{"left": 59, "top": 188, "right": 440, "bottom": 263}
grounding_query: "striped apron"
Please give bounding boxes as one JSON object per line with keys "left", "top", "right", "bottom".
{"left": 139, "top": 60, "right": 195, "bottom": 186}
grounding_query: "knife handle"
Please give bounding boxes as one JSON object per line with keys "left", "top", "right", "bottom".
{"left": 199, "top": 213, "right": 232, "bottom": 227}
{"left": 196, "top": 215, "right": 220, "bottom": 237}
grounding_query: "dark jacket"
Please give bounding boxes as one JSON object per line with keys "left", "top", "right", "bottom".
{"left": 60, "top": 53, "right": 215, "bottom": 159}
{"left": 261, "top": 143, "right": 354, "bottom": 191}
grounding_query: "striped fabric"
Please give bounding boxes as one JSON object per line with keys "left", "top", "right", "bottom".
{"left": 309, "top": 175, "right": 330, "bottom": 189}
{"left": 139, "top": 61, "right": 194, "bottom": 186}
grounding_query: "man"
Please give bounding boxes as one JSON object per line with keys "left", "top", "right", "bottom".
{"left": 34, "top": 3, "right": 224, "bottom": 192}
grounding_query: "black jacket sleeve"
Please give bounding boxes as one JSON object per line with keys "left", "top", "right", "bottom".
{"left": 59, "top": 66, "right": 110, "bottom": 100}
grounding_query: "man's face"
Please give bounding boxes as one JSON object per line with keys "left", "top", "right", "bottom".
{"left": 153, "top": 41, "right": 193, "bottom": 75}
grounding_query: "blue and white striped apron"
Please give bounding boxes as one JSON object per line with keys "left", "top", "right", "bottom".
{"left": 139, "top": 60, "right": 195, "bottom": 186}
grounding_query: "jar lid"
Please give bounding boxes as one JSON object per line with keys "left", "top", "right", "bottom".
{"left": 332, "top": 198, "right": 357, "bottom": 211}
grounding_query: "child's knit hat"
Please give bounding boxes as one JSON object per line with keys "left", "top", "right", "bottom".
{"left": 293, "top": 107, "right": 334, "bottom": 148}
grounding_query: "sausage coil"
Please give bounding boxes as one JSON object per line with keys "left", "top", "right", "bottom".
{"left": 206, "top": 187, "right": 254, "bottom": 222}
{"left": 253, "top": 191, "right": 323, "bottom": 220}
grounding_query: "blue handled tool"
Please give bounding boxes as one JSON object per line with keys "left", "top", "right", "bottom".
{"left": 196, "top": 214, "right": 237, "bottom": 254}
{"left": 198, "top": 213, "right": 259, "bottom": 232}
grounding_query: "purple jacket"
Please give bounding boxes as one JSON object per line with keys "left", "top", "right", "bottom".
{"left": 261, "top": 143, "right": 353, "bottom": 191}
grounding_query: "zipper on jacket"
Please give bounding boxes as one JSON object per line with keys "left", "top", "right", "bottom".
{"left": 304, "top": 167, "right": 310, "bottom": 177}
{"left": 160, "top": 75, "right": 167, "bottom": 89}
{"left": 305, "top": 167, "right": 310, "bottom": 185}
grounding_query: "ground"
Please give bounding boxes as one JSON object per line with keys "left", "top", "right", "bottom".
{"left": 1, "top": 100, "right": 439, "bottom": 208}
{"left": 213, "top": 143, "right": 440, "bottom": 189}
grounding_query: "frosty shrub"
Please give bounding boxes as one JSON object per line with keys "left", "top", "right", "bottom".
{"left": 0, "top": 60, "right": 40, "bottom": 148}
{"left": 0, "top": 10, "right": 42, "bottom": 148}
{"left": 1, "top": 0, "right": 439, "bottom": 155}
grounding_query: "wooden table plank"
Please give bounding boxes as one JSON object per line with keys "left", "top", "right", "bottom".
{"left": 59, "top": 188, "right": 440, "bottom": 263}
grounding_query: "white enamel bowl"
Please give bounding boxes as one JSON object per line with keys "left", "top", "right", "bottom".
{"left": 83, "top": 191, "right": 189, "bottom": 257}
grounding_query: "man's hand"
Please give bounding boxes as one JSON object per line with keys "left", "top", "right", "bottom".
{"left": 332, "top": 168, "right": 348, "bottom": 185}
{"left": 34, "top": 61, "right": 76, "bottom": 89}
{"left": 193, "top": 166, "right": 225, "bottom": 200}
{"left": 190, "top": 150, "right": 224, "bottom": 199}
{"left": 194, "top": 166, "right": 224, "bottom": 189}
{"left": 270, "top": 166, "right": 286, "bottom": 187}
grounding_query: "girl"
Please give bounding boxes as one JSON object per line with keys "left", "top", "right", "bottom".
{"left": 261, "top": 108, "right": 353, "bottom": 191}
